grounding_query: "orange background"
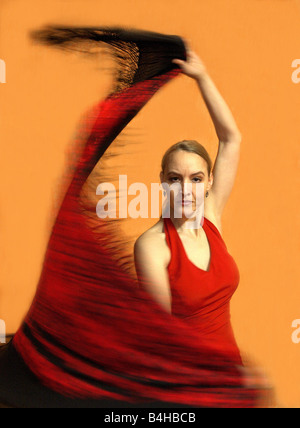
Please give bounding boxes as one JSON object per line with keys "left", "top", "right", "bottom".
{"left": 1, "top": 0, "right": 300, "bottom": 407}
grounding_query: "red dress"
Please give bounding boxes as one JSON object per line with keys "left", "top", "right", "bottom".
{"left": 0, "top": 28, "right": 269, "bottom": 408}
{"left": 164, "top": 216, "right": 243, "bottom": 366}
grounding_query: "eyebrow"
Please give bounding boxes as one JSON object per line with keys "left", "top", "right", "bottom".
{"left": 167, "top": 171, "right": 205, "bottom": 177}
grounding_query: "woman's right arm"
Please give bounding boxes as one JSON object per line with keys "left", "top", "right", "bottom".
{"left": 134, "top": 235, "right": 172, "bottom": 314}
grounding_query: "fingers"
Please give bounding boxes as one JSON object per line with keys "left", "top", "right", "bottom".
{"left": 172, "top": 59, "right": 184, "bottom": 66}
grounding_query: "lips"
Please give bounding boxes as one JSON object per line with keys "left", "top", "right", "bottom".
{"left": 175, "top": 198, "right": 194, "bottom": 205}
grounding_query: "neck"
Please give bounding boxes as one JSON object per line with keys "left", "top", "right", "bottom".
{"left": 161, "top": 212, "right": 204, "bottom": 238}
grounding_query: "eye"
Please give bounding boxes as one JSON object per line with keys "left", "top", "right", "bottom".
{"left": 193, "top": 177, "right": 203, "bottom": 182}
{"left": 170, "top": 177, "right": 180, "bottom": 182}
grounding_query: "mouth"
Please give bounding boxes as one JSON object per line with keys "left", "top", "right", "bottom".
{"left": 181, "top": 200, "right": 193, "bottom": 206}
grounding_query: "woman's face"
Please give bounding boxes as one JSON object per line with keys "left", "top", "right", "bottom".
{"left": 160, "top": 150, "right": 213, "bottom": 219}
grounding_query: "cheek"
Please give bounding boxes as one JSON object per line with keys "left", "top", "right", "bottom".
{"left": 192, "top": 182, "right": 207, "bottom": 201}
{"left": 192, "top": 182, "right": 204, "bottom": 192}
{"left": 168, "top": 183, "right": 182, "bottom": 199}
{"left": 169, "top": 190, "right": 176, "bottom": 203}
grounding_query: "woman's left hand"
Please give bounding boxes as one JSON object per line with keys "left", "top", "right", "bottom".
{"left": 172, "top": 42, "right": 207, "bottom": 80}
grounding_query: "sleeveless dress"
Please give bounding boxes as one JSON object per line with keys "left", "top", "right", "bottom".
{"left": 0, "top": 27, "right": 270, "bottom": 407}
{"left": 164, "top": 216, "right": 243, "bottom": 366}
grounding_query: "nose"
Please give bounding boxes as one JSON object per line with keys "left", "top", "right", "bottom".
{"left": 180, "top": 183, "right": 193, "bottom": 199}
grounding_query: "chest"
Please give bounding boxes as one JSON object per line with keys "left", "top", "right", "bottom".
{"left": 167, "top": 226, "right": 240, "bottom": 313}
{"left": 178, "top": 231, "right": 211, "bottom": 272}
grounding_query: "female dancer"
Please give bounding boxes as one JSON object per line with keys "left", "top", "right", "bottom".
{"left": 134, "top": 44, "right": 243, "bottom": 365}
{"left": 0, "top": 27, "right": 271, "bottom": 408}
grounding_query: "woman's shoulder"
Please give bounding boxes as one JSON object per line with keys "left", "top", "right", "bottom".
{"left": 134, "top": 219, "right": 170, "bottom": 260}
{"left": 204, "top": 214, "right": 223, "bottom": 237}
{"left": 204, "top": 194, "right": 223, "bottom": 236}
{"left": 135, "top": 219, "right": 165, "bottom": 246}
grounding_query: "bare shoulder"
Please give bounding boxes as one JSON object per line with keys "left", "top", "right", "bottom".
{"left": 203, "top": 192, "right": 224, "bottom": 236}
{"left": 134, "top": 220, "right": 170, "bottom": 265}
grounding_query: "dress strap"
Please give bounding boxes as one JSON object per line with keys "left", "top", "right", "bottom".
{"left": 163, "top": 217, "right": 182, "bottom": 273}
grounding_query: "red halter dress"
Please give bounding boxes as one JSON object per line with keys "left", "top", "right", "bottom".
{"left": 164, "top": 216, "right": 243, "bottom": 366}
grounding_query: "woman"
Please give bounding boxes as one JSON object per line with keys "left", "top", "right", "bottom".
{"left": 0, "top": 27, "right": 271, "bottom": 408}
{"left": 134, "top": 44, "right": 243, "bottom": 365}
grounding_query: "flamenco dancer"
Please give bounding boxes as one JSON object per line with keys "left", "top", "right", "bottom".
{"left": 0, "top": 26, "right": 273, "bottom": 408}
{"left": 135, "top": 45, "right": 244, "bottom": 366}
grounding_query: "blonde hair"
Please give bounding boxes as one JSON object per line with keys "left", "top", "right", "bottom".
{"left": 161, "top": 140, "right": 213, "bottom": 176}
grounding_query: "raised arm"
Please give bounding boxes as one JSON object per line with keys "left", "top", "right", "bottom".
{"left": 173, "top": 44, "right": 242, "bottom": 217}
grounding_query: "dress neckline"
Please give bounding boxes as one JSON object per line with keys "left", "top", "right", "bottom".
{"left": 164, "top": 216, "right": 213, "bottom": 274}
